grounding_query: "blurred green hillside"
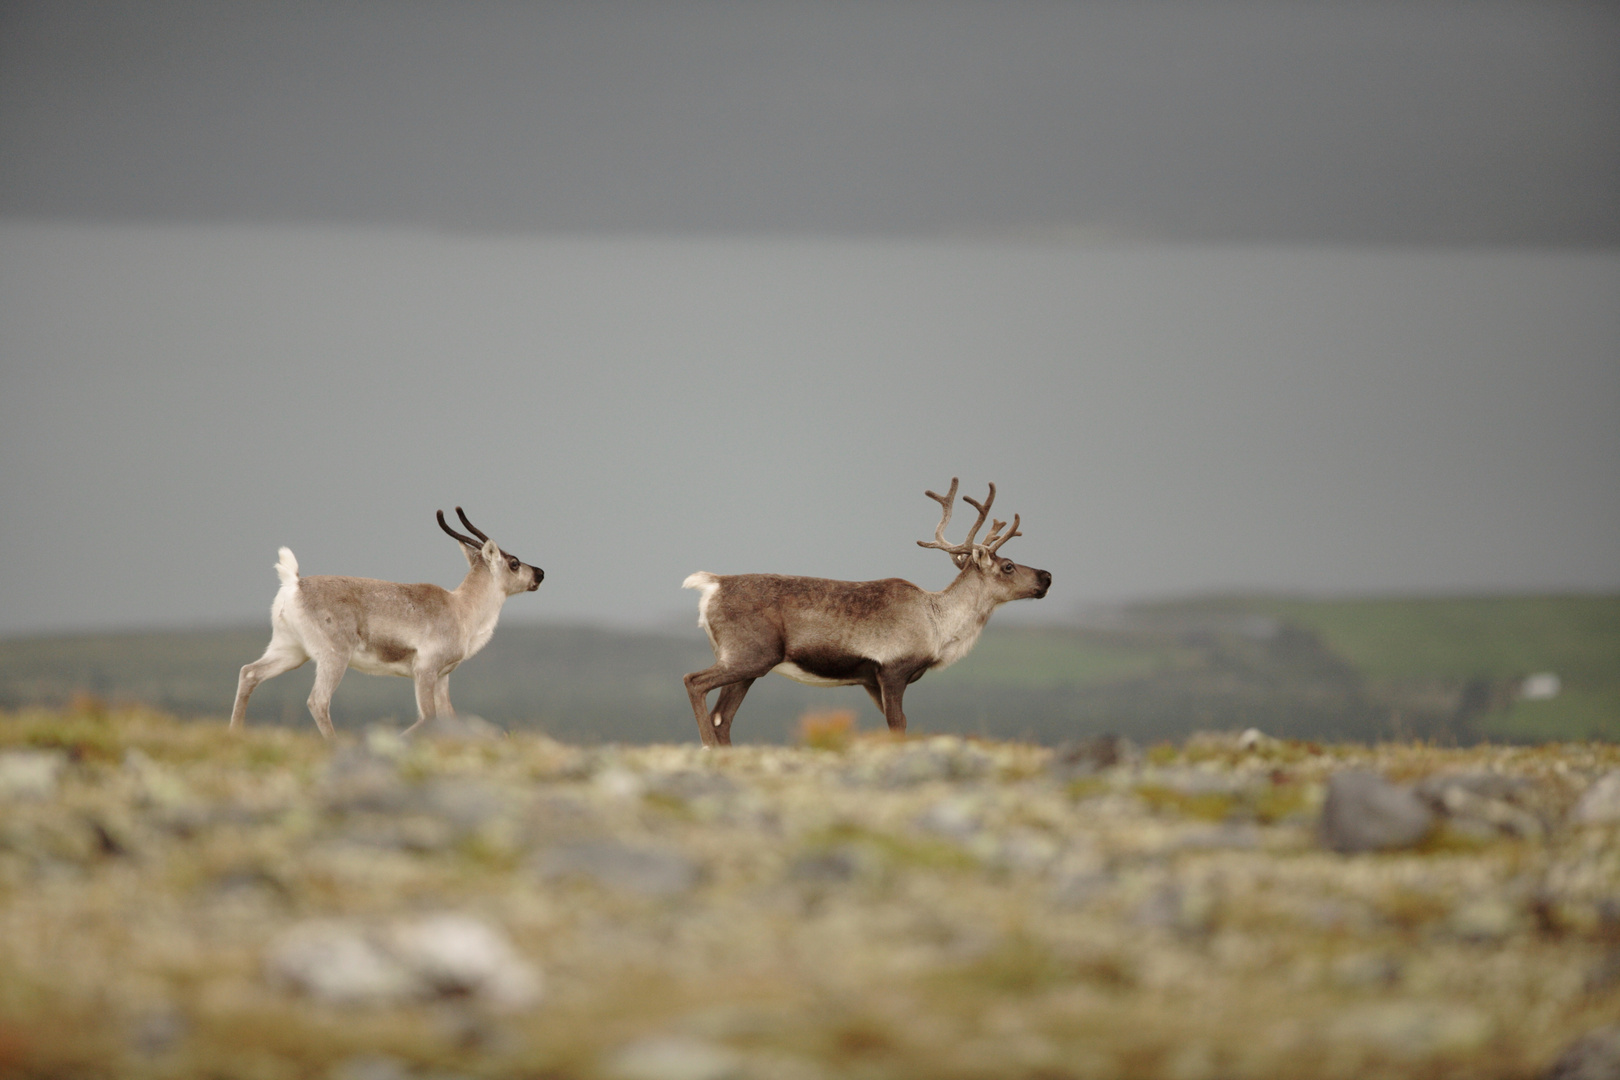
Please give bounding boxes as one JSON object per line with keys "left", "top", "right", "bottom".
{"left": 0, "top": 595, "right": 1613, "bottom": 744}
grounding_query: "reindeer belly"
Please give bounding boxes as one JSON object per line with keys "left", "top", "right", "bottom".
{"left": 772, "top": 650, "right": 876, "bottom": 688}
{"left": 349, "top": 640, "right": 416, "bottom": 677}
{"left": 772, "top": 661, "right": 857, "bottom": 687}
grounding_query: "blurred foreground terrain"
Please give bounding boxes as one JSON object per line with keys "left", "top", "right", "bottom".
{"left": 1, "top": 705, "right": 1618, "bottom": 1080}
{"left": 1, "top": 595, "right": 1615, "bottom": 745}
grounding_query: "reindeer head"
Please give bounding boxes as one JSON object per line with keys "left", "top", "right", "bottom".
{"left": 917, "top": 479, "right": 1051, "bottom": 601}
{"left": 437, "top": 507, "right": 544, "bottom": 594}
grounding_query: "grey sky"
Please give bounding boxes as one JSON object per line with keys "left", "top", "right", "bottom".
{"left": 1, "top": 2, "right": 1617, "bottom": 638}
{"left": 2, "top": 1, "right": 1616, "bottom": 244}
{"left": 2, "top": 224, "right": 1616, "bottom": 636}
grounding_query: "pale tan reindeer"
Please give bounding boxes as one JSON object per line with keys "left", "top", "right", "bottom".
{"left": 682, "top": 479, "right": 1051, "bottom": 746}
{"left": 230, "top": 508, "right": 543, "bottom": 737}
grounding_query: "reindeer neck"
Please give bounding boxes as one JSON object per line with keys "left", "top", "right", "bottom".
{"left": 931, "top": 568, "right": 1001, "bottom": 638}
{"left": 447, "top": 562, "right": 507, "bottom": 655}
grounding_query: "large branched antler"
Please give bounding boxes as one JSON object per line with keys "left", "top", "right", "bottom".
{"left": 917, "top": 479, "right": 1012, "bottom": 563}
{"left": 983, "top": 513, "right": 1022, "bottom": 555}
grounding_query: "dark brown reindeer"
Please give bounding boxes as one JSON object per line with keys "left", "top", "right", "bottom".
{"left": 230, "top": 508, "right": 543, "bottom": 738}
{"left": 682, "top": 479, "right": 1051, "bottom": 746}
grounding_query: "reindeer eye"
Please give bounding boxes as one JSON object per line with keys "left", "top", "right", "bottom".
{"left": 1002, "top": 562, "right": 1015, "bottom": 573}
{"left": 508, "top": 557, "right": 519, "bottom": 571}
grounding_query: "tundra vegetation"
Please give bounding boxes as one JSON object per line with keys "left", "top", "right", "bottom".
{"left": 1, "top": 701, "right": 1617, "bottom": 1079}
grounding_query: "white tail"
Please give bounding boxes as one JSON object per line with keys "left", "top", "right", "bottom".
{"left": 682, "top": 480, "right": 1051, "bottom": 746}
{"left": 231, "top": 508, "right": 544, "bottom": 739}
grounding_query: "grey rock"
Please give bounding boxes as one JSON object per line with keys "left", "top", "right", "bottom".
{"left": 1573, "top": 772, "right": 1620, "bottom": 826}
{"left": 872, "top": 739, "right": 994, "bottom": 787}
{"left": 330, "top": 1055, "right": 411, "bottom": 1080}
{"left": 1050, "top": 869, "right": 1113, "bottom": 908}
{"left": 1319, "top": 770, "right": 1436, "bottom": 853}
{"left": 1414, "top": 771, "right": 1531, "bottom": 804}
{"left": 129, "top": 1009, "right": 187, "bottom": 1055}
{"left": 1052, "top": 734, "right": 1140, "bottom": 776}
{"left": 536, "top": 839, "right": 701, "bottom": 897}
{"left": 406, "top": 714, "right": 504, "bottom": 742}
{"left": 0, "top": 750, "right": 66, "bottom": 800}
{"left": 321, "top": 748, "right": 414, "bottom": 814}
{"left": 915, "top": 795, "right": 983, "bottom": 839}
{"left": 1416, "top": 772, "right": 1545, "bottom": 838}
{"left": 787, "top": 844, "right": 883, "bottom": 885}
{"left": 423, "top": 778, "right": 507, "bottom": 832}
{"left": 603, "top": 1036, "right": 743, "bottom": 1080}
{"left": 644, "top": 770, "right": 740, "bottom": 803}
{"left": 1544, "top": 1025, "right": 1620, "bottom": 1080}
{"left": 385, "top": 913, "right": 542, "bottom": 1010}
{"left": 265, "top": 913, "right": 540, "bottom": 1010}
{"left": 265, "top": 919, "right": 418, "bottom": 1005}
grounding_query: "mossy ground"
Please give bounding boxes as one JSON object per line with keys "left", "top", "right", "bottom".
{"left": 1, "top": 704, "right": 1617, "bottom": 1079}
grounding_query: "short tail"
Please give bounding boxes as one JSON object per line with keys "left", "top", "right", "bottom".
{"left": 275, "top": 547, "right": 300, "bottom": 587}
{"left": 683, "top": 571, "right": 720, "bottom": 632}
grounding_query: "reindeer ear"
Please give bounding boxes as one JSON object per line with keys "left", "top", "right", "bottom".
{"left": 972, "top": 548, "right": 995, "bottom": 571}
{"left": 480, "top": 538, "right": 501, "bottom": 564}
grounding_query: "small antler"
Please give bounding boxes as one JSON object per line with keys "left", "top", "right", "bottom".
{"left": 455, "top": 507, "right": 491, "bottom": 543}
{"left": 916, "top": 479, "right": 998, "bottom": 560}
{"left": 437, "top": 509, "right": 481, "bottom": 548}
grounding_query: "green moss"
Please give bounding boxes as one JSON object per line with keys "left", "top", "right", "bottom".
{"left": 1135, "top": 784, "right": 1236, "bottom": 822}
{"left": 802, "top": 823, "right": 977, "bottom": 872}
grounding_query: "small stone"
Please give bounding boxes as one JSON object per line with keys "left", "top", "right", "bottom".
{"left": 1331, "top": 1002, "right": 1491, "bottom": 1058}
{"left": 1447, "top": 897, "right": 1518, "bottom": 942}
{"left": 916, "top": 796, "right": 983, "bottom": 839}
{"left": 408, "top": 714, "right": 503, "bottom": 741}
{"left": 602, "top": 1035, "right": 743, "bottom": 1080}
{"left": 788, "top": 845, "right": 882, "bottom": 885}
{"left": 1319, "top": 770, "right": 1436, "bottom": 853}
{"left": 424, "top": 778, "right": 507, "bottom": 832}
{"left": 265, "top": 920, "right": 416, "bottom": 1005}
{"left": 265, "top": 914, "right": 540, "bottom": 1009}
{"left": 1051, "top": 734, "right": 1140, "bottom": 776}
{"left": 593, "top": 766, "right": 646, "bottom": 801}
{"left": 321, "top": 748, "right": 413, "bottom": 814}
{"left": 386, "top": 913, "right": 542, "bottom": 1011}
{"left": 1573, "top": 772, "right": 1620, "bottom": 826}
{"left": 1543, "top": 1024, "right": 1620, "bottom": 1080}
{"left": 0, "top": 750, "right": 66, "bottom": 800}
{"left": 330, "top": 1054, "right": 410, "bottom": 1080}
{"left": 1236, "top": 728, "right": 1269, "bottom": 751}
{"left": 1050, "top": 869, "right": 1112, "bottom": 908}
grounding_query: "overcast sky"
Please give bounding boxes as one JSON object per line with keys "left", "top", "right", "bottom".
{"left": 1, "top": 2, "right": 1617, "bottom": 638}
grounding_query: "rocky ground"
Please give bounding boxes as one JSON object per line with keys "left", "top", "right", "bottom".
{"left": 1, "top": 705, "right": 1618, "bottom": 1080}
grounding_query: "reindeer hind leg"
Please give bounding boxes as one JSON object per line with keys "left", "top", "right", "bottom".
{"left": 684, "top": 661, "right": 773, "bottom": 748}
{"left": 230, "top": 639, "right": 308, "bottom": 731}
{"left": 711, "top": 678, "right": 755, "bottom": 746}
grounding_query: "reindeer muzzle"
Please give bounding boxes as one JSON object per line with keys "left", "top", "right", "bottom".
{"left": 1034, "top": 569, "right": 1052, "bottom": 599}
{"left": 529, "top": 567, "right": 544, "bottom": 590}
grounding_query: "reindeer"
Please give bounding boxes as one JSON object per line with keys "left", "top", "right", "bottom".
{"left": 229, "top": 508, "right": 543, "bottom": 738}
{"left": 682, "top": 479, "right": 1051, "bottom": 746}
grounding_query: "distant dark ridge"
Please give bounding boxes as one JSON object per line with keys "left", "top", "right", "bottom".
{"left": 2, "top": 595, "right": 1614, "bottom": 745}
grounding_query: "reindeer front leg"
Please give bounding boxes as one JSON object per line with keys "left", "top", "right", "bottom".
{"left": 401, "top": 665, "right": 441, "bottom": 737}
{"left": 433, "top": 672, "right": 455, "bottom": 722}
{"left": 874, "top": 664, "right": 925, "bottom": 736}
{"left": 305, "top": 653, "right": 346, "bottom": 739}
